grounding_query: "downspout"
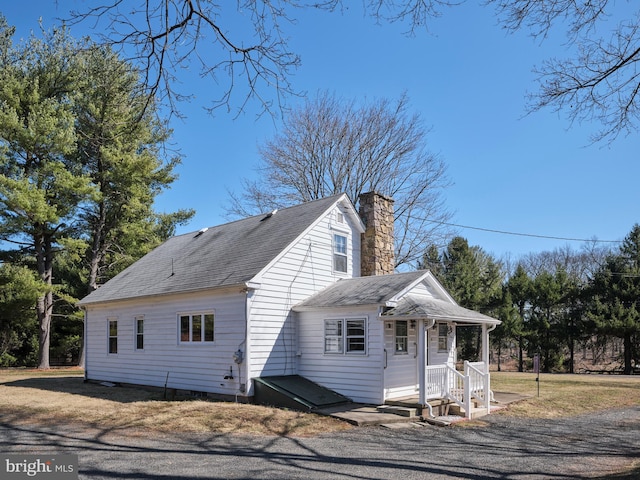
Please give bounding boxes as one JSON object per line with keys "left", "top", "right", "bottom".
{"left": 239, "top": 286, "right": 254, "bottom": 397}
{"left": 483, "top": 323, "right": 498, "bottom": 409}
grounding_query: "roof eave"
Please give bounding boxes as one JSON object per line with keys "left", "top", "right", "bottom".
{"left": 78, "top": 282, "right": 248, "bottom": 307}
{"left": 292, "top": 302, "right": 383, "bottom": 312}
{"left": 381, "top": 311, "right": 501, "bottom": 325}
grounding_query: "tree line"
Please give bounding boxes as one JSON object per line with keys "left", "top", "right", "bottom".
{"left": 421, "top": 229, "right": 640, "bottom": 375}
{"left": 0, "top": 18, "right": 193, "bottom": 369}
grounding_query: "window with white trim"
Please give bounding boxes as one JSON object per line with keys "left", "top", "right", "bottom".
{"left": 179, "top": 313, "right": 214, "bottom": 343}
{"left": 324, "top": 318, "right": 367, "bottom": 354}
{"left": 324, "top": 319, "right": 343, "bottom": 353}
{"left": 135, "top": 316, "right": 144, "bottom": 350}
{"left": 108, "top": 319, "right": 118, "bottom": 354}
{"left": 438, "top": 323, "right": 449, "bottom": 352}
{"left": 395, "top": 320, "right": 408, "bottom": 354}
{"left": 333, "top": 234, "right": 347, "bottom": 273}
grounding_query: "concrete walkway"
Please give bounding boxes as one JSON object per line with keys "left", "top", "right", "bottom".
{"left": 317, "top": 391, "right": 529, "bottom": 426}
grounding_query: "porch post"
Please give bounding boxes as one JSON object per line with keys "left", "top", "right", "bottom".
{"left": 418, "top": 319, "right": 426, "bottom": 406}
{"left": 482, "top": 323, "right": 489, "bottom": 372}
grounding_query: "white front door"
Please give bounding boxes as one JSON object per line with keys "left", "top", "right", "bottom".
{"left": 383, "top": 319, "right": 419, "bottom": 400}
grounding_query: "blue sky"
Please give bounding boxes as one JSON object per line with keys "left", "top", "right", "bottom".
{"left": 3, "top": 2, "right": 638, "bottom": 263}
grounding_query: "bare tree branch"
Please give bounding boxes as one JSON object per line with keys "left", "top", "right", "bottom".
{"left": 486, "top": 0, "right": 640, "bottom": 143}
{"left": 66, "top": 1, "right": 307, "bottom": 118}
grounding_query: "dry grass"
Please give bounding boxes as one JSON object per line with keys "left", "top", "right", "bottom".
{"left": 0, "top": 368, "right": 351, "bottom": 437}
{"left": 2, "top": 369, "right": 639, "bottom": 437}
{"left": 491, "top": 371, "right": 640, "bottom": 418}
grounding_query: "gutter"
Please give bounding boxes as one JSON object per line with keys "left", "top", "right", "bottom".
{"left": 78, "top": 282, "right": 249, "bottom": 307}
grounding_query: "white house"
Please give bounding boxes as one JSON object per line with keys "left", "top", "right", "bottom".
{"left": 79, "top": 192, "right": 500, "bottom": 418}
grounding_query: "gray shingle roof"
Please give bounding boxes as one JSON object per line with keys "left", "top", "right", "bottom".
{"left": 293, "top": 270, "right": 500, "bottom": 325}
{"left": 382, "top": 295, "right": 500, "bottom": 325}
{"left": 79, "top": 194, "right": 348, "bottom": 305}
{"left": 293, "top": 271, "right": 427, "bottom": 308}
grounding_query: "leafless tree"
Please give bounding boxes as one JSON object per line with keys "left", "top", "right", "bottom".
{"left": 227, "top": 91, "right": 453, "bottom": 268}
{"left": 518, "top": 242, "right": 612, "bottom": 281}
{"left": 488, "top": 0, "right": 640, "bottom": 143}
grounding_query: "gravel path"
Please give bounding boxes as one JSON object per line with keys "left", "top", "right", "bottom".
{"left": 1, "top": 407, "right": 638, "bottom": 479}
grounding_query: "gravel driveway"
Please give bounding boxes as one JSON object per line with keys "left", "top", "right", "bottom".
{"left": 1, "top": 407, "right": 638, "bottom": 479}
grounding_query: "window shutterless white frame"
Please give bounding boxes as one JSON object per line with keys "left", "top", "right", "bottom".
{"left": 345, "top": 318, "right": 366, "bottom": 353}
{"left": 323, "top": 317, "right": 367, "bottom": 355}
{"left": 324, "top": 318, "right": 343, "bottom": 353}
{"left": 394, "top": 320, "right": 408, "bottom": 354}
{"left": 333, "top": 234, "right": 348, "bottom": 273}
{"left": 438, "top": 323, "right": 448, "bottom": 352}
{"left": 108, "top": 318, "right": 118, "bottom": 354}
{"left": 178, "top": 312, "right": 215, "bottom": 344}
{"left": 135, "top": 316, "right": 144, "bottom": 350}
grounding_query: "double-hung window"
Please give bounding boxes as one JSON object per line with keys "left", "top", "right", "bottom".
{"left": 333, "top": 234, "right": 347, "bottom": 273}
{"left": 108, "top": 319, "right": 118, "bottom": 354}
{"left": 179, "top": 313, "right": 214, "bottom": 344}
{"left": 395, "top": 320, "right": 408, "bottom": 354}
{"left": 438, "top": 323, "right": 449, "bottom": 352}
{"left": 324, "top": 318, "right": 367, "bottom": 354}
{"left": 135, "top": 316, "right": 144, "bottom": 350}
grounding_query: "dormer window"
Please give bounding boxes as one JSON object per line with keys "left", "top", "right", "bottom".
{"left": 333, "top": 234, "right": 347, "bottom": 273}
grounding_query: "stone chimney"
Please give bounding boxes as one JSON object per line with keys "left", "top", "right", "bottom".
{"left": 359, "top": 192, "right": 395, "bottom": 276}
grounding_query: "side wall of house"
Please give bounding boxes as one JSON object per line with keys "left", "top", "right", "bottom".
{"left": 427, "top": 323, "right": 456, "bottom": 367}
{"left": 246, "top": 204, "right": 361, "bottom": 387}
{"left": 297, "top": 306, "right": 384, "bottom": 404}
{"left": 84, "top": 288, "right": 247, "bottom": 395}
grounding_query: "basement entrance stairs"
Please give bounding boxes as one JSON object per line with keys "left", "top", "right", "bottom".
{"left": 253, "top": 375, "right": 352, "bottom": 411}
{"left": 254, "top": 376, "right": 424, "bottom": 426}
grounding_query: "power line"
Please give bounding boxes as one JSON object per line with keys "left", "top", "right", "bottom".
{"left": 425, "top": 219, "right": 623, "bottom": 244}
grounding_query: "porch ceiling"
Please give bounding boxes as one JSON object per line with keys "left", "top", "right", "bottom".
{"left": 381, "top": 294, "right": 500, "bottom": 326}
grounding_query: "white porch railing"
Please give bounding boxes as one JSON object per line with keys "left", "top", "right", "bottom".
{"left": 423, "top": 361, "right": 492, "bottom": 418}
{"left": 464, "top": 360, "right": 491, "bottom": 416}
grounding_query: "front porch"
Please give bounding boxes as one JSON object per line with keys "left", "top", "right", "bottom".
{"left": 387, "top": 360, "right": 495, "bottom": 419}
{"left": 382, "top": 311, "right": 499, "bottom": 420}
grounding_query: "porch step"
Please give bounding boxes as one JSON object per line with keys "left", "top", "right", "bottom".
{"left": 447, "top": 403, "right": 489, "bottom": 419}
{"left": 376, "top": 405, "right": 419, "bottom": 417}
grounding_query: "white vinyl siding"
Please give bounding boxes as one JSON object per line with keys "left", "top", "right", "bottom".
{"left": 85, "top": 289, "right": 245, "bottom": 395}
{"left": 246, "top": 207, "right": 361, "bottom": 384}
{"left": 429, "top": 322, "right": 456, "bottom": 367}
{"left": 298, "top": 308, "right": 383, "bottom": 404}
{"left": 384, "top": 319, "right": 418, "bottom": 399}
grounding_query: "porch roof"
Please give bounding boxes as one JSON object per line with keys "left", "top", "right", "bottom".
{"left": 293, "top": 271, "right": 428, "bottom": 310}
{"left": 293, "top": 271, "right": 500, "bottom": 326}
{"left": 381, "top": 294, "right": 500, "bottom": 325}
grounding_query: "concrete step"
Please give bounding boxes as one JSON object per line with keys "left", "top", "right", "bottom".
{"left": 376, "top": 405, "right": 419, "bottom": 417}
{"left": 447, "top": 403, "right": 489, "bottom": 419}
